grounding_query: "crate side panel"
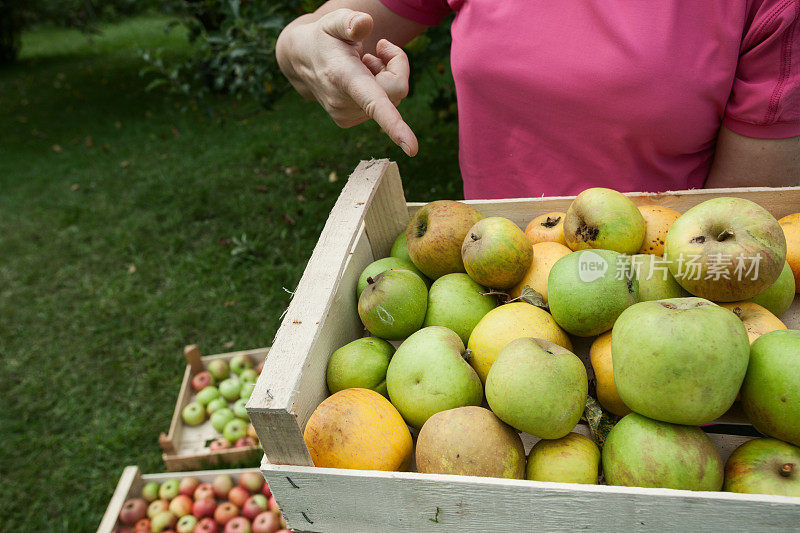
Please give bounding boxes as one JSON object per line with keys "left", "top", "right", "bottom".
{"left": 263, "top": 464, "right": 800, "bottom": 533}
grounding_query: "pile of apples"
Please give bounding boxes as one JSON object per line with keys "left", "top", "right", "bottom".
{"left": 304, "top": 188, "right": 800, "bottom": 496}
{"left": 183, "top": 355, "right": 263, "bottom": 451}
{"left": 115, "top": 472, "right": 287, "bottom": 533}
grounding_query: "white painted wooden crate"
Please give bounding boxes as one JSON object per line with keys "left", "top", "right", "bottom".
{"left": 247, "top": 159, "right": 800, "bottom": 532}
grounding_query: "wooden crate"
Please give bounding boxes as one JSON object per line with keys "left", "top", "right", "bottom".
{"left": 159, "top": 345, "right": 269, "bottom": 471}
{"left": 97, "top": 466, "right": 263, "bottom": 533}
{"left": 247, "top": 159, "right": 800, "bottom": 532}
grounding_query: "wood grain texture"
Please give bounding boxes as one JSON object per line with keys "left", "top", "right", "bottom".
{"left": 263, "top": 456, "right": 799, "bottom": 533}
{"left": 407, "top": 186, "right": 800, "bottom": 227}
{"left": 160, "top": 347, "right": 269, "bottom": 471}
{"left": 247, "top": 160, "right": 393, "bottom": 466}
{"left": 363, "top": 161, "right": 409, "bottom": 259}
{"left": 98, "top": 467, "right": 262, "bottom": 533}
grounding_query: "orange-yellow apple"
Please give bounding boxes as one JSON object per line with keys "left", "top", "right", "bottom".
{"left": 467, "top": 302, "right": 572, "bottom": 383}
{"left": 508, "top": 241, "right": 571, "bottom": 301}
{"left": 665, "top": 197, "right": 786, "bottom": 301}
{"left": 563, "top": 188, "right": 645, "bottom": 254}
{"left": 589, "top": 332, "right": 631, "bottom": 417}
{"left": 637, "top": 205, "right": 681, "bottom": 255}
{"left": 406, "top": 200, "right": 483, "bottom": 279}
{"left": 778, "top": 213, "right": 799, "bottom": 293}
{"left": 524, "top": 212, "right": 566, "bottom": 246}
{"left": 462, "top": 217, "right": 532, "bottom": 289}
{"left": 719, "top": 301, "right": 786, "bottom": 344}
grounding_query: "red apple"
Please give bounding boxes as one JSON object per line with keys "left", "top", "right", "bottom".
{"left": 228, "top": 486, "right": 250, "bottom": 508}
{"left": 235, "top": 436, "right": 257, "bottom": 448}
{"left": 238, "top": 472, "right": 264, "bottom": 493}
{"left": 179, "top": 476, "right": 200, "bottom": 497}
{"left": 194, "top": 482, "right": 215, "bottom": 501}
{"left": 120, "top": 498, "right": 148, "bottom": 525}
{"left": 252, "top": 512, "right": 280, "bottom": 533}
{"left": 134, "top": 518, "right": 151, "bottom": 532}
{"left": 214, "top": 502, "right": 239, "bottom": 525}
{"left": 256, "top": 360, "right": 264, "bottom": 374}
{"left": 116, "top": 528, "right": 134, "bottom": 533}
{"left": 193, "top": 517, "right": 219, "bottom": 533}
{"left": 224, "top": 517, "right": 252, "bottom": 533}
{"left": 242, "top": 495, "right": 268, "bottom": 520}
{"left": 192, "top": 371, "right": 215, "bottom": 392}
{"left": 209, "top": 438, "right": 231, "bottom": 452}
{"left": 267, "top": 495, "right": 279, "bottom": 513}
{"left": 260, "top": 482, "right": 271, "bottom": 499}
{"left": 168, "top": 495, "right": 193, "bottom": 518}
{"left": 192, "top": 497, "right": 217, "bottom": 519}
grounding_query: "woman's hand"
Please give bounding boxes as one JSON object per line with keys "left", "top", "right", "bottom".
{"left": 277, "top": 8, "right": 419, "bottom": 156}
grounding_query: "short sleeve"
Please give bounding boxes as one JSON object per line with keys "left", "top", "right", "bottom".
{"left": 378, "top": 0, "right": 452, "bottom": 26}
{"left": 723, "top": 0, "right": 800, "bottom": 138}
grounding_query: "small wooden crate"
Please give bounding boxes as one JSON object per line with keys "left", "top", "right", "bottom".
{"left": 247, "top": 159, "right": 800, "bottom": 532}
{"left": 97, "top": 465, "right": 262, "bottom": 533}
{"left": 159, "top": 345, "right": 269, "bottom": 471}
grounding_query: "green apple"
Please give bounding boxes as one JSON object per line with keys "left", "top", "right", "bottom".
{"left": 386, "top": 326, "right": 483, "bottom": 428}
{"left": 415, "top": 406, "right": 525, "bottom": 479}
{"left": 239, "top": 368, "right": 258, "bottom": 385}
{"left": 195, "top": 385, "right": 219, "bottom": 406}
{"left": 207, "top": 359, "right": 229, "bottom": 381}
{"left": 239, "top": 382, "right": 256, "bottom": 401}
{"left": 210, "top": 408, "right": 236, "bottom": 432}
{"left": 724, "top": 438, "right": 800, "bottom": 496}
{"left": 230, "top": 354, "right": 254, "bottom": 375}
{"left": 326, "top": 337, "right": 394, "bottom": 397}
{"left": 526, "top": 432, "right": 600, "bottom": 484}
{"left": 357, "top": 257, "right": 430, "bottom": 296}
{"left": 158, "top": 479, "right": 180, "bottom": 500}
{"left": 631, "top": 254, "right": 689, "bottom": 301}
{"left": 176, "top": 514, "right": 198, "bottom": 533}
{"left": 603, "top": 413, "right": 723, "bottom": 490}
{"left": 612, "top": 297, "right": 750, "bottom": 425}
{"left": 141, "top": 481, "right": 160, "bottom": 502}
{"left": 233, "top": 398, "right": 249, "bottom": 419}
{"left": 547, "top": 249, "right": 639, "bottom": 336}
{"left": 423, "top": 273, "right": 496, "bottom": 346}
{"left": 664, "top": 197, "right": 786, "bottom": 301}
{"left": 181, "top": 401, "right": 205, "bottom": 426}
{"left": 206, "top": 397, "right": 228, "bottom": 415}
{"left": 406, "top": 200, "right": 484, "bottom": 279}
{"left": 740, "top": 329, "right": 800, "bottom": 446}
{"left": 747, "top": 261, "right": 795, "bottom": 317}
{"left": 357, "top": 269, "right": 427, "bottom": 340}
{"left": 563, "top": 187, "right": 645, "bottom": 254}
{"left": 223, "top": 418, "right": 248, "bottom": 443}
{"left": 485, "top": 338, "right": 587, "bottom": 439}
{"left": 218, "top": 378, "right": 241, "bottom": 401}
{"left": 390, "top": 230, "right": 412, "bottom": 263}
{"left": 461, "top": 217, "right": 533, "bottom": 289}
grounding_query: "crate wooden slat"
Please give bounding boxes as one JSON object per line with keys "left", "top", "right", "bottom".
{"left": 247, "top": 159, "right": 800, "bottom": 532}
{"left": 97, "top": 466, "right": 262, "bottom": 533}
{"left": 160, "top": 345, "right": 270, "bottom": 471}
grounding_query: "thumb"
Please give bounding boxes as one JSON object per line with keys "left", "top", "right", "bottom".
{"left": 319, "top": 9, "right": 374, "bottom": 43}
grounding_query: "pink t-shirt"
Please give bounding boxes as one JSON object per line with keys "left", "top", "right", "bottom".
{"left": 380, "top": 0, "right": 800, "bottom": 199}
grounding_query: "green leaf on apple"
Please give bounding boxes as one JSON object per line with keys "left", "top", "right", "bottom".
{"left": 582, "top": 396, "right": 619, "bottom": 449}
{"left": 518, "top": 286, "right": 549, "bottom": 312}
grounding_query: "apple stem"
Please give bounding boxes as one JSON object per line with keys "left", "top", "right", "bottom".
{"left": 470, "top": 233, "right": 479, "bottom": 241}
{"left": 366, "top": 276, "right": 375, "bottom": 285}
{"left": 780, "top": 463, "right": 794, "bottom": 477}
{"left": 461, "top": 349, "right": 472, "bottom": 361}
{"left": 717, "top": 229, "right": 734, "bottom": 241}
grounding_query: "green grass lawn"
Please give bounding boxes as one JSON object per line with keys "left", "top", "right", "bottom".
{"left": 0, "top": 15, "right": 459, "bottom": 530}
